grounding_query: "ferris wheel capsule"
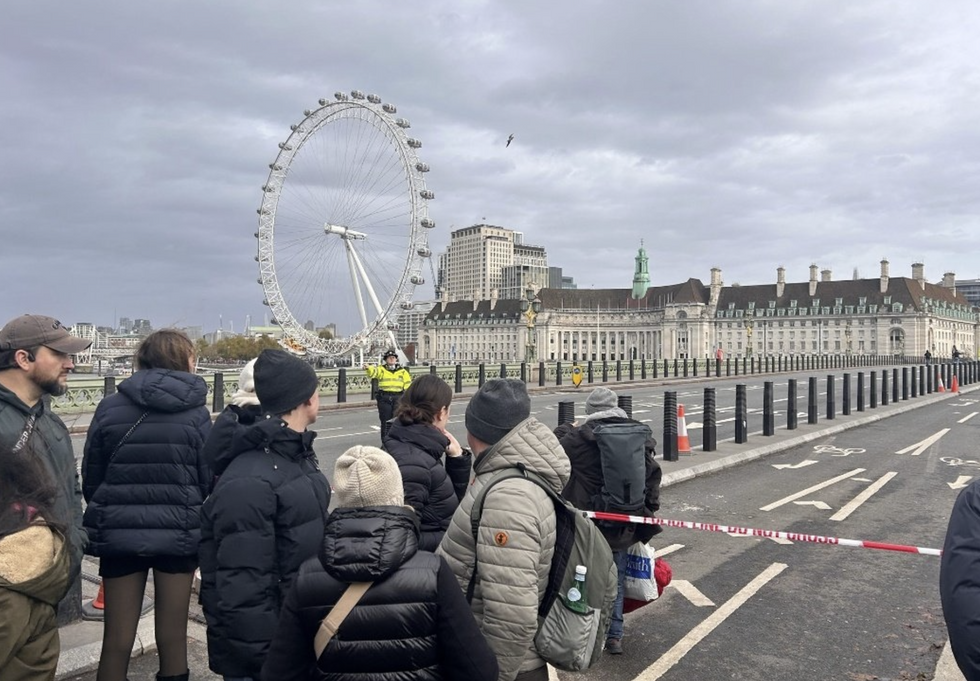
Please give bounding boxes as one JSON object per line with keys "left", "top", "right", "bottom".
{"left": 382, "top": 103, "right": 397, "bottom": 113}
{"left": 415, "top": 162, "right": 429, "bottom": 172}
{"left": 396, "top": 118, "right": 411, "bottom": 128}
{"left": 350, "top": 90, "right": 365, "bottom": 99}
{"left": 420, "top": 218, "right": 435, "bottom": 229}
{"left": 406, "top": 138, "right": 421, "bottom": 148}
{"left": 334, "top": 92, "right": 349, "bottom": 101}
{"left": 420, "top": 190, "right": 434, "bottom": 200}
{"left": 367, "top": 94, "right": 381, "bottom": 103}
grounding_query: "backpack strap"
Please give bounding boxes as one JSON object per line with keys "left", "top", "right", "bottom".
{"left": 465, "top": 464, "right": 573, "bottom": 619}
{"left": 313, "top": 581, "right": 373, "bottom": 659}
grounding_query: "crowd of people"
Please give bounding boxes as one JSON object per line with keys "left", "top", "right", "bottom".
{"left": 1, "top": 310, "right": 976, "bottom": 681}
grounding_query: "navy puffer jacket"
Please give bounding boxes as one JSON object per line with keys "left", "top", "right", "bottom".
{"left": 199, "top": 416, "right": 331, "bottom": 678}
{"left": 383, "top": 421, "right": 471, "bottom": 551}
{"left": 261, "top": 506, "right": 499, "bottom": 681}
{"left": 81, "top": 368, "right": 212, "bottom": 558}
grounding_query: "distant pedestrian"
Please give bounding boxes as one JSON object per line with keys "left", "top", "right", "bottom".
{"left": 554, "top": 386, "right": 662, "bottom": 655}
{"left": 941, "top": 478, "right": 980, "bottom": 681}
{"left": 953, "top": 346, "right": 961, "bottom": 363}
{"left": 363, "top": 349, "right": 411, "bottom": 444}
{"left": 438, "top": 378, "right": 570, "bottom": 681}
{"left": 261, "top": 445, "right": 499, "bottom": 681}
{"left": 0, "top": 314, "right": 90, "bottom": 619}
{"left": 0, "top": 441, "right": 71, "bottom": 681}
{"left": 201, "top": 358, "right": 263, "bottom": 474}
{"left": 82, "top": 329, "right": 211, "bottom": 681}
{"left": 199, "top": 349, "right": 331, "bottom": 681}
{"left": 384, "top": 373, "right": 471, "bottom": 551}
{"left": 925, "top": 349, "right": 932, "bottom": 365}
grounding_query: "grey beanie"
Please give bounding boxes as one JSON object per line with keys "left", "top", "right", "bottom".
{"left": 253, "top": 349, "right": 318, "bottom": 415}
{"left": 465, "top": 378, "right": 531, "bottom": 446}
{"left": 333, "top": 445, "right": 404, "bottom": 508}
{"left": 585, "top": 386, "right": 618, "bottom": 415}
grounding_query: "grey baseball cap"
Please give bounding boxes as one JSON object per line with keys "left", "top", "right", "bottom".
{"left": 0, "top": 315, "right": 91, "bottom": 354}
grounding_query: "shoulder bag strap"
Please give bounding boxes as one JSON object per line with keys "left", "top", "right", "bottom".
{"left": 313, "top": 581, "right": 372, "bottom": 660}
{"left": 109, "top": 411, "right": 150, "bottom": 461}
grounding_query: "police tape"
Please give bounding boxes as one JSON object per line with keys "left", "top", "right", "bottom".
{"left": 585, "top": 510, "right": 942, "bottom": 557}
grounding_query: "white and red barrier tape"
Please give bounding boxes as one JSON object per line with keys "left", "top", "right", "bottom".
{"left": 585, "top": 510, "right": 942, "bottom": 557}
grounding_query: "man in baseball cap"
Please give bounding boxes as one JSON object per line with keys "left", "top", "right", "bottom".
{"left": 0, "top": 314, "right": 92, "bottom": 623}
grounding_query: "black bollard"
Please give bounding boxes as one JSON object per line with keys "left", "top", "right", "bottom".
{"left": 557, "top": 400, "right": 575, "bottom": 426}
{"left": 735, "top": 384, "right": 748, "bottom": 444}
{"left": 857, "top": 372, "right": 865, "bottom": 411}
{"left": 103, "top": 375, "right": 116, "bottom": 398}
{"left": 500, "top": 363, "right": 507, "bottom": 379}
{"left": 652, "top": 358, "right": 658, "bottom": 379}
{"left": 618, "top": 394, "right": 633, "bottom": 419}
{"left": 520, "top": 362, "right": 527, "bottom": 383}
{"left": 430, "top": 364, "right": 438, "bottom": 376}
{"left": 603, "top": 361, "right": 609, "bottom": 383}
{"left": 556, "top": 362, "right": 563, "bottom": 386}
{"left": 826, "top": 374, "right": 835, "bottom": 420}
{"left": 716, "top": 357, "right": 722, "bottom": 378}
{"left": 371, "top": 377, "right": 379, "bottom": 401}
{"left": 892, "top": 368, "right": 899, "bottom": 403}
{"left": 337, "top": 368, "right": 347, "bottom": 403}
{"left": 588, "top": 361, "right": 594, "bottom": 383}
{"left": 726, "top": 357, "right": 731, "bottom": 377}
{"left": 455, "top": 364, "right": 463, "bottom": 393}
{"left": 902, "top": 367, "right": 909, "bottom": 400}
{"left": 881, "top": 369, "right": 889, "bottom": 406}
{"left": 629, "top": 359, "right": 635, "bottom": 381}
{"left": 734, "top": 357, "right": 739, "bottom": 376}
{"left": 538, "top": 361, "right": 545, "bottom": 387}
{"left": 664, "top": 358, "right": 669, "bottom": 378}
{"left": 213, "top": 372, "right": 225, "bottom": 412}
{"left": 478, "top": 363, "right": 486, "bottom": 387}
{"left": 693, "top": 358, "right": 698, "bottom": 377}
{"left": 616, "top": 360, "right": 623, "bottom": 382}
{"left": 763, "top": 381, "right": 775, "bottom": 436}
{"left": 674, "top": 358, "right": 679, "bottom": 378}
{"left": 911, "top": 366, "right": 918, "bottom": 398}
{"left": 703, "top": 387, "right": 717, "bottom": 451}
{"left": 640, "top": 359, "right": 647, "bottom": 380}
{"left": 842, "top": 373, "right": 850, "bottom": 415}
{"left": 787, "top": 379, "right": 798, "bottom": 430}
{"left": 870, "top": 371, "right": 878, "bottom": 408}
{"left": 663, "top": 391, "right": 678, "bottom": 461}
{"left": 808, "top": 377, "right": 818, "bottom": 424}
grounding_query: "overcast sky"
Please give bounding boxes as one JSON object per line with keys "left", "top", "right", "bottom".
{"left": 4, "top": 1, "right": 979, "bottom": 337}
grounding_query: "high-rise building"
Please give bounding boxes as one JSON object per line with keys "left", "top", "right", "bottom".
{"left": 441, "top": 224, "right": 553, "bottom": 301}
{"left": 955, "top": 278, "right": 980, "bottom": 307}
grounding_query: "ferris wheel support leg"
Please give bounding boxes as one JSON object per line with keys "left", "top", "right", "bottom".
{"left": 347, "top": 243, "right": 388, "bottom": 323}
{"left": 345, "top": 240, "right": 369, "bottom": 331}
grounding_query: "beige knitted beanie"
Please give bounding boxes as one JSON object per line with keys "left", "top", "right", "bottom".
{"left": 333, "top": 445, "right": 404, "bottom": 508}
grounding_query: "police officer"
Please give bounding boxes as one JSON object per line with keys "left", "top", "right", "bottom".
{"left": 363, "top": 349, "right": 411, "bottom": 444}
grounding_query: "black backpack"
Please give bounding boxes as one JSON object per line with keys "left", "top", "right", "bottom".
{"left": 467, "top": 464, "right": 617, "bottom": 671}
{"left": 590, "top": 421, "right": 652, "bottom": 518}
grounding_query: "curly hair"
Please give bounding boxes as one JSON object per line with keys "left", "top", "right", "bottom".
{"left": 393, "top": 374, "right": 452, "bottom": 425}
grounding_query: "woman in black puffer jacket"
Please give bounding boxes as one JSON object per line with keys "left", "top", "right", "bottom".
{"left": 81, "top": 329, "right": 211, "bottom": 681}
{"left": 382, "top": 374, "right": 471, "bottom": 551}
{"left": 262, "top": 445, "right": 498, "bottom": 681}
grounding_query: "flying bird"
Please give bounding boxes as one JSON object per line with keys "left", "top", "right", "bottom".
{"left": 506, "top": 133, "right": 514, "bottom": 147}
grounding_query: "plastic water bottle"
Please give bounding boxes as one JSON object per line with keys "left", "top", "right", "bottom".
{"left": 565, "top": 565, "right": 589, "bottom": 613}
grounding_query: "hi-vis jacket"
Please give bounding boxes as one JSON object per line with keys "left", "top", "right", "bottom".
{"left": 365, "top": 364, "right": 412, "bottom": 394}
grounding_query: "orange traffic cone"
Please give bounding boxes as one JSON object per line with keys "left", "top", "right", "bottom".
{"left": 951, "top": 374, "right": 960, "bottom": 393}
{"left": 677, "top": 404, "right": 692, "bottom": 455}
{"left": 938, "top": 376, "right": 946, "bottom": 393}
{"left": 92, "top": 581, "right": 105, "bottom": 609}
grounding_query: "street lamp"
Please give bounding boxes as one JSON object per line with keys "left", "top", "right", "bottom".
{"left": 520, "top": 283, "right": 542, "bottom": 364}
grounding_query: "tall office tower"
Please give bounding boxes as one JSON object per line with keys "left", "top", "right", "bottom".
{"left": 441, "top": 224, "right": 519, "bottom": 301}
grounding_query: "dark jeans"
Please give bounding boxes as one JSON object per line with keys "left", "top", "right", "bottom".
{"left": 608, "top": 549, "right": 628, "bottom": 640}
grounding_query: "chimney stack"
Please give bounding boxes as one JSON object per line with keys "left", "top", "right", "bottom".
{"left": 809, "top": 264, "right": 819, "bottom": 297}
{"left": 912, "top": 263, "right": 925, "bottom": 290}
{"left": 776, "top": 267, "right": 785, "bottom": 298}
{"left": 943, "top": 272, "right": 956, "bottom": 295}
{"left": 880, "top": 259, "right": 889, "bottom": 294}
{"left": 821, "top": 269, "right": 832, "bottom": 282}
{"left": 709, "top": 267, "right": 723, "bottom": 306}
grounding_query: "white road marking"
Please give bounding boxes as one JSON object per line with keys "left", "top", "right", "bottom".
{"left": 794, "top": 500, "right": 831, "bottom": 510}
{"left": 656, "top": 544, "right": 685, "bottom": 557}
{"left": 958, "top": 412, "right": 978, "bottom": 423}
{"left": 772, "top": 460, "right": 818, "bottom": 470}
{"left": 636, "top": 563, "right": 788, "bottom": 681}
{"left": 668, "top": 580, "right": 715, "bottom": 607}
{"left": 829, "top": 472, "right": 897, "bottom": 521}
{"left": 895, "top": 429, "right": 951, "bottom": 456}
{"left": 318, "top": 430, "right": 379, "bottom": 439}
{"left": 760, "top": 468, "right": 866, "bottom": 512}
{"left": 949, "top": 475, "right": 973, "bottom": 490}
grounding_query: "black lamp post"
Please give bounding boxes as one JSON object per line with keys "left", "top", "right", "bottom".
{"left": 520, "top": 284, "right": 542, "bottom": 364}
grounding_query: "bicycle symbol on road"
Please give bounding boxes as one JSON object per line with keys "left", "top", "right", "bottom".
{"left": 813, "top": 445, "right": 867, "bottom": 457}
{"left": 940, "top": 456, "right": 980, "bottom": 470}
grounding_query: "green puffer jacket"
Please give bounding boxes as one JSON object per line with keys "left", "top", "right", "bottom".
{"left": 437, "top": 418, "right": 571, "bottom": 681}
{"left": 0, "top": 384, "right": 86, "bottom": 580}
{"left": 0, "top": 523, "right": 71, "bottom": 681}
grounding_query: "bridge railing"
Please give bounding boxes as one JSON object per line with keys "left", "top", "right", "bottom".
{"left": 54, "top": 353, "right": 946, "bottom": 415}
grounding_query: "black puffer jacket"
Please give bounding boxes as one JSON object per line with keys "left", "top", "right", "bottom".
{"left": 201, "top": 403, "right": 264, "bottom": 473}
{"left": 261, "top": 506, "right": 499, "bottom": 681}
{"left": 81, "top": 369, "right": 211, "bottom": 558}
{"left": 555, "top": 416, "right": 662, "bottom": 550}
{"left": 384, "top": 421, "right": 472, "bottom": 551}
{"left": 941, "top": 479, "right": 980, "bottom": 681}
{"left": 199, "top": 416, "right": 331, "bottom": 678}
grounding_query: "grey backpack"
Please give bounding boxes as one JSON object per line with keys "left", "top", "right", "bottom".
{"left": 467, "top": 464, "right": 617, "bottom": 671}
{"left": 591, "top": 421, "right": 652, "bottom": 519}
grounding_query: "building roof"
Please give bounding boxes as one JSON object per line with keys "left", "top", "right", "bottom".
{"left": 537, "top": 279, "right": 708, "bottom": 310}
